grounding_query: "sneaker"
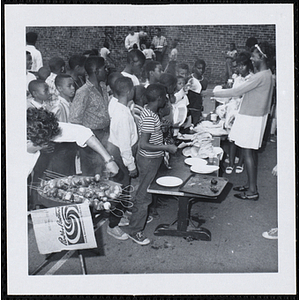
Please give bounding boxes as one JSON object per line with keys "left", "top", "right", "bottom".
{"left": 262, "top": 228, "right": 278, "bottom": 239}
{"left": 128, "top": 231, "right": 150, "bottom": 245}
{"left": 107, "top": 226, "right": 129, "bottom": 240}
{"left": 118, "top": 216, "right": 130, "bottom": 227}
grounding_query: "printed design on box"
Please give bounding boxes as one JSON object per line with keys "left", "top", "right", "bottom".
{"left": 55, "top": 205, "right": 86, "bottom": 246}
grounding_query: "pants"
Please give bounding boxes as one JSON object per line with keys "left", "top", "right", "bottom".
{"left": 79, "top": 128, "right": 109, "bottom": 176}
{"left": 125, "top": 154, "right": 163, "bottom": 235}
{"left": 106, "top": 141, "right": 138, "bottom": 228}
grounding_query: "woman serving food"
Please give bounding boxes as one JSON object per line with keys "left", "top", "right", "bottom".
{"left": 208, "top": 42, "right": 275, "bottom": 201}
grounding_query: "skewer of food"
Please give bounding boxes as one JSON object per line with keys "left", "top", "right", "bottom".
{"left": 38, "top": 174, "right": 123, "bottom": 211}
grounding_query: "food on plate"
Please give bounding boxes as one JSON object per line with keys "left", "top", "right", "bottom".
{"left": 192, "top": 132, "right": 214, "bottom": 158}
{"left": 193, "top": 120, "right": 228, "bottom": 136}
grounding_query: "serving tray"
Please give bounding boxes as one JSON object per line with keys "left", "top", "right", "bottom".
{"left": 179, "top": 174, "right": 229, "bottom": 198}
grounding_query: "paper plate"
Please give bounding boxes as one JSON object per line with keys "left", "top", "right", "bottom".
{"left": 182, "top": 147, "right": 192, "bottom": 157}
{"left": 184, "top": 157, "right": 207, "bottom": 166}
{"left": 156, "top": 176, "right": 183, "bottom": 187}
{"left": 190, "top": 165, "right": 219, "bottom": 174}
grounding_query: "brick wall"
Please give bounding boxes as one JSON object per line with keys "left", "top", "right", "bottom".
{"left": 27, "top": 25, "right": 275, "bottom": 84}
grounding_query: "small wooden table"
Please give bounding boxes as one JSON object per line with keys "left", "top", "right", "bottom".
{"left": 147, "top": 137, "right": 231, "bottom": 241}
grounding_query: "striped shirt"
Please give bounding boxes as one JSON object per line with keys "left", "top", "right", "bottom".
{"left": 138, "top": 106, "right": 164, "bottom": 158}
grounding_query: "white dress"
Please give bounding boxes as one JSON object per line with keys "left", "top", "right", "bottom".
{"left": 229, "top": 113, "right": 268, "bottom": 149}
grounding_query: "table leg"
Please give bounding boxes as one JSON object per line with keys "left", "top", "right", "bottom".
{"left": 154, "top": 196, "right": 211, "bottom": 241}
{"left": 177, "top": 196, "right": 190, "bottom": 231}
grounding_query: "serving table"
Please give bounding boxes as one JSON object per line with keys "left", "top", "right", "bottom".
{"left": 147, "top": 137, "right": 231, "bottom": 241}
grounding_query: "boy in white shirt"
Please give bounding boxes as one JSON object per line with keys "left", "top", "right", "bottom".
{"left": 51, "top": 74, "right": 76, "bottom": 122}
{"left": 106, "top": 77, "right": 138, "bottom": 240}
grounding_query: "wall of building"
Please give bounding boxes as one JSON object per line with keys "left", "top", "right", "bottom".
{"left": 27, "top": 25, "right": 275, "bottom": 84}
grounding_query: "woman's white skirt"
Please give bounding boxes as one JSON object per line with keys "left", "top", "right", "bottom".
{"left": 229, "top": 113, "right": 268, "bottom": 149}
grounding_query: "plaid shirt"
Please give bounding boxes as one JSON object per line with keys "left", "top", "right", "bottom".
{"left": 69, "top": 79, "right": 110, "bottom": 130}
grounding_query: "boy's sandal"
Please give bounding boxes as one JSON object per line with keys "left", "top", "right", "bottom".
{"left": 233, "top": 185, "right": 249, "bottom": 192}
{"left": 235, "top": 165, "right": 244, "bottom": 173}
{"left": 234, "top": 192, "right": 259, "bottom": 201}
{"left": 225, "top": 166, "right": 234, "bottom": 174}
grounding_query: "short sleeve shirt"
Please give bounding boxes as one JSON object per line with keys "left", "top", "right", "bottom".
{"left": 138, "top": 106, "right": 164, "bottom": 158}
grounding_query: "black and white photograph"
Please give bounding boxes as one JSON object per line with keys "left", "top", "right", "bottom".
{"left": 5, "top": 3, "right": 296, "bottom": 296}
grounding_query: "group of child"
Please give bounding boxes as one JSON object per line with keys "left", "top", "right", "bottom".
{"left": 26, "top": 30, "right": 276, "bottom": 245}
{"left": 26, "top": 32, "right": 212, "bottom": 245}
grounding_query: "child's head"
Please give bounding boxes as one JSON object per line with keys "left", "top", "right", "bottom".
{"left": 133, "top": 84, "right": 147, "bottom": 107}
{"left": 193, "top": 59, "right": 206, "bottom": 77}
{"left": 127, "top": 49, "right": 146, "bottom": 77}
{"left": 103, "top": 41, "right": 110, "bottom": 49}
{"left": 230, "top": 43, "right": 236, "bottom": 51}
{"left": 145, "top": 83, "right": 167, "bottom": 108}
{"left": 144, "top": 60, "right": 163, "bottom": 82}
{"left": 176, "top": 76, "right": 186, "bottom": 92}
{"left": 145, "top": 41, "right": 151, "bottom": 49}
{"left": 48, "top": 57, "right": 66, "bottom": 74}
{"left": 55, "top": 74, "right": 76, "bottom": 100}
{"left": 113, "top": 77, "right": 134, "bottom": 101}
{"left": 171, "top": 39, "right": 178, "bottom": 49}
{"left": 28, "top": 80, "right": 52, "bottom": 102}
{"left": 140, "top": 44, "right": 146, "bottom": 51}
{"left": 176, "top": 63, "right": 189, "bottom": 78}
{"left": 26, "top": 32, "right": 38, "bottom": 46}
{"left": 27, "top": 107, "right": 61, "bottom": 151}
{"left": 155, "top": 28, "right": 162, "bottom": 37}
{"left": 85, "top": 56, "right": 107, "bottom": 81}
{"left": 26, "top": 51, "right": 32, "bottom": 71}
{"left": 158, "top": 73, "right": 177, "bottom": 95}
{"left": 37, "top": 67, "right": 51, "bottom": 81}
{"left": 107, "top": 72, "right": 124, "bottom": 94}
{"left": 235, "top": 51, "right": 254, "bottom": 76}
{"left": 128, "top": 26, "right": 135, "bottom": 35}
{"left": 68, "top": 55, "right": 86, "bottom": 76}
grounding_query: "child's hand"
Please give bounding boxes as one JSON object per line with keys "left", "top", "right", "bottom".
{"left": 166, "top": 144, "right": 178, "bottom": 154}
{"left": 129, "top": 168, "right": 138, "bottom": 178}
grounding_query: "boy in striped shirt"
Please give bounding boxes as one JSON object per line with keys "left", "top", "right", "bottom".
{"left": 124, "top": 84, "right": 178, "bottom": 245}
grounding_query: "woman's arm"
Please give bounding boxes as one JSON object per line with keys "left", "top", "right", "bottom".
{"left": 213, "top": 75, "right": 260, "bottom": 98}
{"left": 85, "top": 135, "right": 119, "bottom": 175}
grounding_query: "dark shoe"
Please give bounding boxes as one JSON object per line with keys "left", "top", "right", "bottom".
{"left": 128, "top": 231, "right": 150, "bottom": 245}
{"left": 233, "top": 185, "right": 249, "bottom": 192}
{"left": 234, "top": 192, "right": 259, "bottom": 201}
